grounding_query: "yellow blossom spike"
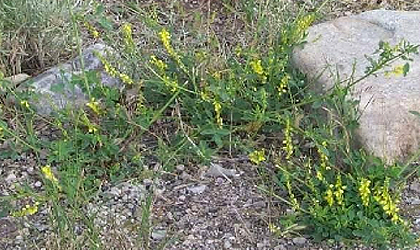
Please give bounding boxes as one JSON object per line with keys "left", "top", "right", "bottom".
{"left": 41, "top": 165, "right": 58, "bottom": 184}
{"left": 249, "top": 149, "right": 266, "bottom": 165}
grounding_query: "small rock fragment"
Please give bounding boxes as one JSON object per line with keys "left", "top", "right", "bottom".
{"left": 292, "top": 237, "right": 307, "bottom": 245}
{"left": 5, "top": 173, "right": 17, "bottom": 183}
{"left": 151, "top": 229, "right": 167, "bottom": 240}
{"left": 187, "top": 184, "right": 207, "bottom": 195}
{"left": 410, "top": 181, "right": 420, "bottom": 193}
{"left": 204, "top": 163, "right": 238, "bottom": 178}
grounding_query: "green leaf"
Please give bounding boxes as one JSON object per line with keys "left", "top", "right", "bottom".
{"left": 409, "top": 110, "right": 420, "bottom": 118}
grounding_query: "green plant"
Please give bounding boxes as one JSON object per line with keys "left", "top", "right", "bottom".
{"left": 1, "top": 0, "right": 419, "bottom": 249}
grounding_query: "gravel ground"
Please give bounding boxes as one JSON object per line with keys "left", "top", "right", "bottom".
{"left": 2, "top": 1, "right": 420, "bottom": 250}
{"left": 2, "top": 153, "right": 420, "bottom": 250}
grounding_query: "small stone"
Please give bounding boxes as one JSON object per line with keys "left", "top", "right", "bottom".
{"left": 34, "top": 181, "right": 42, "bottom": 188}
{"left": 151, "top": 229, "right": 167, "bottom": 240}
{"left": 5, "top": 173, "right": 17, "bottom": 183}
{"left": 187, "top": 184, "right": 207, "bottom": 195}
{"left": 410, "top": 181, "right": 420, "bottom": 193}
{"left": 204, "top": 163, "right": 238, "bottom": 178}
{"left": 274, "top": 245, "right": 287, "bottom": 250}
{"left": 224, "top": 240, "right": 232, "bottom": 249}
{"left": 176, "top": 164, "right": 185, "bottom": 171}
{"left": 292, "top": 237, "right": 307, "bottom": 245}
{"left": 179, "top": 195, "right": 186, "bottom": 201}
{"left": 180, "top": 172, "right": 191, "bottom": 180}
{"left": 26, "top": 167, "right": 34, "bottom": 174}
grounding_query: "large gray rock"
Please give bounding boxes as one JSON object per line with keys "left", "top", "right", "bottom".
{"left": 293, "top": 10, "right": 420, "bottom": 163}
{"left": 19, "top": 43, "right": 121, "bottom": 115}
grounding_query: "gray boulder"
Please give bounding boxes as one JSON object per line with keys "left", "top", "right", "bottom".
{"left": 292, "top": 10, "right": 420, "bottom": 163}
{"left": 19, "top": 43, "right": 121, "bottom": 115}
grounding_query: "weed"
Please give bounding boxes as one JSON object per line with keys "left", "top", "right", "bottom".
{"left": 0, "top": 0, "right": 419, "bottom": 249}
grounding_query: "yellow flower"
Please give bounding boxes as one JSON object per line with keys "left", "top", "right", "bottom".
{"left": 286, "top": 176, "right": 300, "bottom": 211}
{"left": 373, "top": 178, "right": 402, "bottom": 223}
{"left": 41, "top": 165, "right": 58, "bottom": 184}
{"left": 122, "top": 23, "right": 132, "bottom": 38}
{"left": 385, "top": 64, "right": 405, "bottom": 77}
{"left": 213, "top": 101, "right": 223, "bottom": 127}
{"left": 294, "top": 14, "right": 315, "bottom": 41}
{"left": 282, "top": 118, "right": 294, "bottom": 160}
{"left": 278, "top": 74, "right": 289, "bottom": 96}
{"left": 86, "top": 98, "right": 102, "bottom": 115}
{"left": 268, "top": 223, "right": 280, "bottom": 234}
{"left": 119, "top": 73, "right": 134, "bottom": 85}
{"left": 11, "top": 202, "right": 39, "bottom": 217}
{"left": 250, "top": 60, "right": 264, "bottom": 76}
{"left": 249, "top": 149, "right": 266, "bottom": 165}
{"left": 122, "top": 23, "right": 135, "bottom": 52}
{"left": 20, "top": 100, "right": 30, "bottom": 108}
{"left": 84, "top": 22, "right": 100, "bottom": 39}
{"left": 358, "top": 178, "right": 371, "bottom": 207}
{"left": 159, "top": 29, "right": 180, "bottom": 63}
{"left": 334, "top": 175, "right": 346, "bottom": 206}
{"left": 150, "top": 55, "right": 168, "bottom": 71}
{"left": 325, "top": 184, "right": 334, "bottom": 207}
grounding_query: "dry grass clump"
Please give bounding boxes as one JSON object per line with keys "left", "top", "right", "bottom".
{"left": 0, "top": 0, "right": 85, "bottom": 76}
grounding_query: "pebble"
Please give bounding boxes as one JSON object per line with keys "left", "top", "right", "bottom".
{"left": 152, "top": 229, "right": 166, "bottom": 240}
{"left": 5, "top": 173, "right": 17, "bottom": 183}
{"left": 292, "top": 237, "right": 307, "bottom": 245}
{"left": 176, "top": 164, "right": 185, "bottom": 171}
{"left": 34, "top": 181, "right": 42, "bottom": 188}
{"left": 187, "top": 184, "right": 207, "bottom": 194}
{"left": 179, "top": 195, "right": 186, "bottom": 201}
{"left": 410, "top": 181, "right": 420, "bottom": 193}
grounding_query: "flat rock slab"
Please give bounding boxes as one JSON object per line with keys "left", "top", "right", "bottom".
{"left": 293, "top": 10, "right": 420, "bottom": 163}
{"left": 18, "top": 43, "right": 121, "bottom": 115}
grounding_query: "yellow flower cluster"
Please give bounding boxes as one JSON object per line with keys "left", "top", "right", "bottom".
{"left": 286, "top": 176, "right": 300, "bottom": 211}
{"left": 159, "top": 29, "right": 180, "bottom": 63}
{"left": 96, "top": 53, "right": 134, "bottom": 85}
{"left": 268, "top": 223, "right": 281, "bottom": 234}
{"left": 385, "top": 64, "right": 405, "bottom": 77}
{"left": 213, "top": 100, "right": 223, "bottom": 128}
{"left": 249, "top": 149, "right": 266, "bottom": 165}
{"left": 81, "top": 113, "right": 98, "bottom": 133}
{"left": 150, "top": 55, "right": 168, "bottom": 72}
{"left": 294, "top": 14, "right": 315, "bottom": 41}
{"left": 316, "top": 141, "right": 330, "bottom": 181}
{"left": 373, "top": 178, "right": 401, "bottom": 223}
{"left": 20, "top": 100, "right": 30, "bottom": 109}
{"left": 86, "top": 97, "right": 102, "bottom": 115}
{"left": 278, "top": 74, "right": 289, "bottom": 96}
{"left": 282, "top": 118, "right": 293, "bottom": 161}
{"left": 84, "top": 21, "right": 100, "bottom": 39}
{"left": 41, "top": 165, "right": 59, "bottom": 184}
{"left": 358, "top": 178, "right": 371, "bottom": 207}
{"left": 12, "top": 202, "right": 39, "bottom": 217}
{"left": 324, "top": 175, "right": 346, "bottom": 207}
{"left": 250, "top": 59, "right": 267, "bottom": 82}
{"left": 149, "top": 54, "right": 178, "bottom": 92}
{"left": 163, "top": 75, "right": 179, "bottom": 92}
{"left": 122, "top": 23, "right": 135, "bottom": 52}
{"left": 334, "top": 175, "right": 346, "bottom": 206}
{"left": 325, "top": 185, "right": 334, "bottom": 207}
